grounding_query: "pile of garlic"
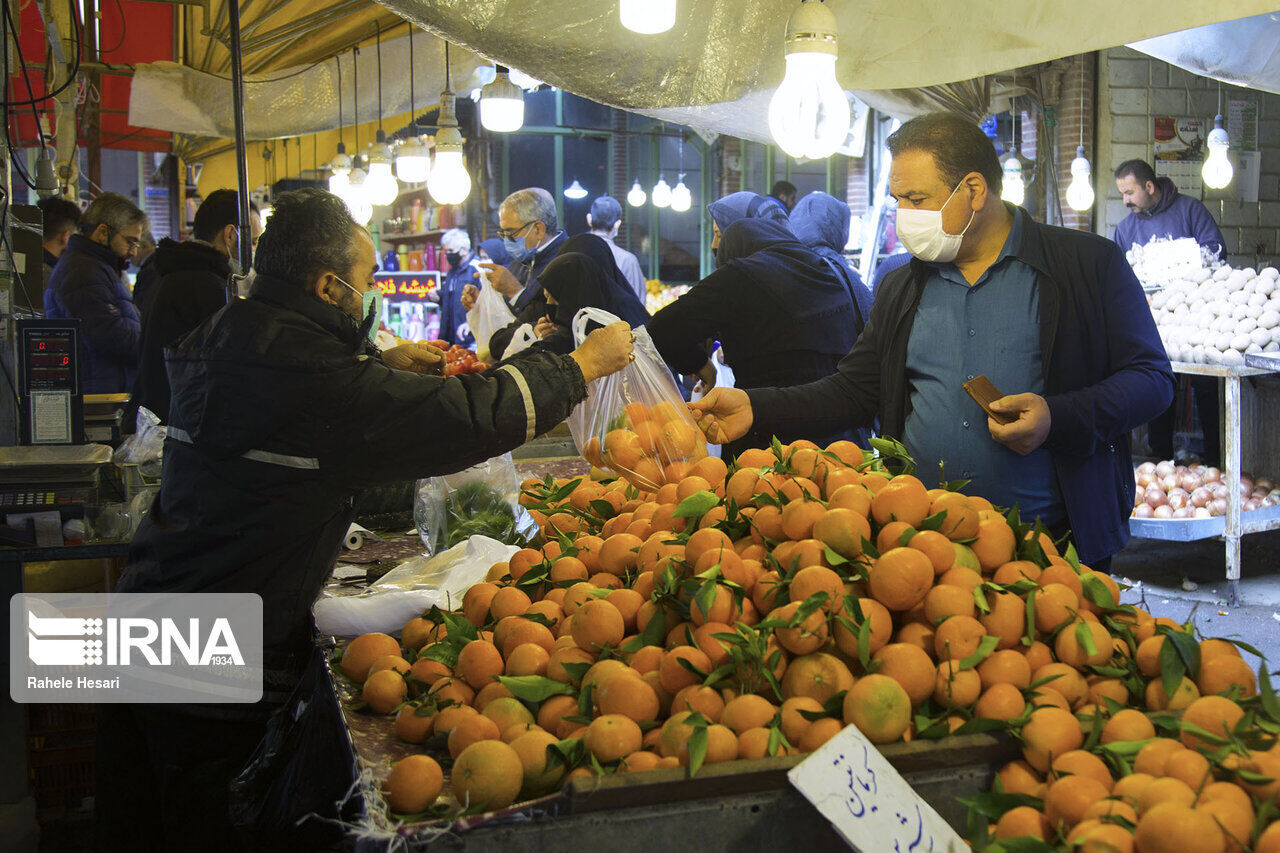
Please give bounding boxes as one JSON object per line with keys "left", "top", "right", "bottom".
{"left": 1147, "top": 265, "right": 1280, "bottom": 366}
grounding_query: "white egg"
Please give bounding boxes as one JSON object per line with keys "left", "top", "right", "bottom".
{"left": 1223, "top": 349, "right": 1246, "bottom": 365}
{"left": 1232, "top": 303, "right": 1251, "bottom": 319}
{"left": 1250, "top": 292, "right": 1268, "bottom": 308}
{"left": 1252, "top": 327, "right": 1272, "bottom": 347}
{"left": 1258, "top": 310, "right": 1280, "bottom": 329}
{"left": 1233, "top": 333, "right": 1254, "bottom": 351}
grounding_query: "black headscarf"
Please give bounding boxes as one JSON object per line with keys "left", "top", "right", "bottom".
{"left": 541, "top": 234, "right": 650, "bottom": 328}
{"left": 717, "top": 218, "right": 857, "bottom": 356}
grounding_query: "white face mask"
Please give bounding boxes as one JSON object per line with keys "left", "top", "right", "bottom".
{"left": 895, "top": 180, "right": 975, "bottom": 263}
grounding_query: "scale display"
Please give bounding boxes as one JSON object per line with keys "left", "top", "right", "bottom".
{"left": 20, "top": 325, "right": 78, "bottom": 394}
{"left": 15, "top": 319, "right": 83, "bottom": 444}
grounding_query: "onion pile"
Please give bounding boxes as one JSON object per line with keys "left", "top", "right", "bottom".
{"left": 1147, "top": 264, "right": 1280, "bottom": 366}
{"left": 1132, "top": 460, "right": 1280, "bottom": 519}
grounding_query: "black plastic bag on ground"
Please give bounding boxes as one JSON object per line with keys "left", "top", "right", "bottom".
{"left": 229, "top": 646, "right": 359, "bottom": 849}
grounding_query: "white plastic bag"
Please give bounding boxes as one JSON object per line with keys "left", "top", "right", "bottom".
{"left": 503, "top": 323, "right": 539, "bottom": 357}
{"left": 567, "top": 307, "right": 710, "bottom": 491}
{"left": 466, "top": 265, "right": 515, "bottom": 362}
{"left": 113, "top": 407, "right": 165, "bottom": 477}
{"left": 690, "top": 347, "right": 735, "bottom": 459}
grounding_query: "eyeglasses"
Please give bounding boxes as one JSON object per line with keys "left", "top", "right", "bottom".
{"left": 110, "top": 229, "right": 142, "bottom": 250}
{"left": 495, "top": 220, "right": 535, "bottom": 241}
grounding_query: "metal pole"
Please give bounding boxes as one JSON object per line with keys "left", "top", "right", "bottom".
{"left": 1225, "top": 372, "right": 1242, "bottom": 606}
{"left": 227, "top": 0, "right": 253, "bottom": 276}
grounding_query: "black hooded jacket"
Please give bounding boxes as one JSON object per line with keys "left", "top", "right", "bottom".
{"left": 125, "top": 238, "right": 232, "bottom": 429}
{"left": 117, "top": 273, "right": 588, "bottom": 715}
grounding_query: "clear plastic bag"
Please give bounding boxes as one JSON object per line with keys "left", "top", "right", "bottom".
{"left": 465, "top": 265, "right": 516, "bottom": 362}
{"left": 413, "top": 453, "right": 533, "bottom": 555}
{"left": 690, "top": 347, "right": 735, "bottom": 460}
{"left": 503, "top": 322, "right": 539, "bottom": 357}
{"left": 112, "top": 407, "right": 164, "bottom": 477}
{"left": 567, "top": 307, "right": 710, "bottom": 491}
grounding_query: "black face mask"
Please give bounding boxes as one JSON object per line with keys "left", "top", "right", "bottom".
{"left": 445, "top": 251, "right": 464, "bottom": 268}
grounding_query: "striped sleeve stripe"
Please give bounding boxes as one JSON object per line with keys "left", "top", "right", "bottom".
{"left": 498, "top": 364, "right": 536, "bottom": 443}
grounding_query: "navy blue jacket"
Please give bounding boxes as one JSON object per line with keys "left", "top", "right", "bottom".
{"left": 1113, "top": 177, "right": 1227, "bottom": 260}
{"left": 438, "top": 251, "right": 476, "bottom": 347}
{"left": 44, "top": 234, "right": 141, "bottom": 394}
{"left": 749, "top": 207, "right": 1174, "bottom": 564}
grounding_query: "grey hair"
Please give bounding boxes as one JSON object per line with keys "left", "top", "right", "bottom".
{"left": 440, "top": 228, "right": 471, "bottom": 253}
{"left": 501, "top": 187, "right": 557, "bottom": 232}
{"left": 252, "top": 187, "right": 362, "bottom": 287}
{"left": 78, "top": 192, "right": 146, "bottom": 237}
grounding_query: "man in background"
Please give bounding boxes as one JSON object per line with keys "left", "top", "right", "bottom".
{"left": 438, "top": 227, "right": 476, "bottom": 347}
{"left": 37, "top": 195, "right": 81, "bottom": 287}
{"left": 126, "top": 190, "right": 260, "bottom": 428}
{"left": 768, "top": 180, "right": 798, "bottom": 213}
{"left": 1114, "top": 158, "right": 1226, "bottom": 465}
{"left": 44, "top": 192, "right": 145, "bottom": 394}
{"left": 587, "top": 195, "right": 646, "bottom": 300}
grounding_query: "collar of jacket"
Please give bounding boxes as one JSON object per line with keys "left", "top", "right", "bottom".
{"left": 66, "top": 232, "right": 126, "bottom": 272}
{"left": 152, "top": 237, "right": 232, "bottom": 277}
{"left": 42, "top": 247, "right": 58, "bottom": 268}
{"left": 248, "top": 272, "right": 368, "bottom": 353}
{"left": 1139, "top": 177, "right": 1180, "bottom": 219}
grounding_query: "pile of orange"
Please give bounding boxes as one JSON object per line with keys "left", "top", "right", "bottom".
{"left": 580, "top": 400, "right": 711, "bottom": 491}
{"left": 337, "top": 437, "right": 1278, "bottom": 851}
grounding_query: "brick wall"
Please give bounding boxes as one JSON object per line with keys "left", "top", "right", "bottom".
{"left": 1099, "top": 46, "right": 1277, "bottom": 268}
{"left": 1054, "top": 53, "right": 1096, "bottom": 232}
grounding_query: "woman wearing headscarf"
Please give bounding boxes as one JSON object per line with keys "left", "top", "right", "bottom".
{"left": 790, "top": 191, "right": 874, "bottom": 332}
{"left": 648, "top": 218, "right": 859, "bottom": 457}
{"left": 500, "top": 234, "right": 649, "bottom": 357}
{"left": 476, "top": 237, "right": 512, "bottom": 267}
{"left": 706, "top": 191, "right": 794, "bottom": 254}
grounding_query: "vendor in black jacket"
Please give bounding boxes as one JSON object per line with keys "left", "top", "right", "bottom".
{"left": 125, "top": 190, "right": 262, "bottom": 430}
{"left": 690, "top": 113, "right": 1174, "bottom": 568}
{"left": 97, "top": 188, "right": 634, "bottom": 852}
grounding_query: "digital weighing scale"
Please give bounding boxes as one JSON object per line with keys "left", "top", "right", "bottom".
{"left": 15, "top": 318, "right": 84, "bottom": 445}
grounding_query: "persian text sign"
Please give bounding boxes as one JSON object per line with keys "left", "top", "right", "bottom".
{"left": 11, "top": 593, "right": 263, "bottom": 703}
{"left": 788, "top": 723, "right": 966, "bottom": 853}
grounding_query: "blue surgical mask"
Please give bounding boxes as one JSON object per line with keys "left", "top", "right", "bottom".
{"left": 337, "top": 276, "right": 383, "bottom": 343}
{"left": 503, "top": 237, "right": 533, "bottom": 264}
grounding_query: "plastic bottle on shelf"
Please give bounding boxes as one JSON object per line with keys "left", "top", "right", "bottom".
{"left": 410, "top": 199, "right": 423, "bottom": 234}
{"left": 382, "top": 249, "right": 399, "bottom": 271}
{"left": 409, "top": 251, "right": 424, "bottom": 271}
{"left": 397, "top": 244, "right": 410, "bottom": 270}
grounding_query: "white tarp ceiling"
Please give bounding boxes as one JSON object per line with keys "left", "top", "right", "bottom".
{"left": 1131, "top": 11, "right": 1280, "bottom": 95}
{"left": 129, "top": 1, "right": 1280, "bottom": 147}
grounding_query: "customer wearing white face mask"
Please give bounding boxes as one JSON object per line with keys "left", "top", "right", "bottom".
{"left": 689, "top": 112, "right": 1174, "bottom": 570}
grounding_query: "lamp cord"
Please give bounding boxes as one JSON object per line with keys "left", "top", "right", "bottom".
{"left": 408, "top": 25, "right": 415, "bottom": 128}
{"left": 352, "top": 47, "right": 359, "bottom": 152}
{"left": 335, "top": 56, "right": 343, "bottom": 149}
{"left": 375, "top": 22, "right": 383, "bottom": 135}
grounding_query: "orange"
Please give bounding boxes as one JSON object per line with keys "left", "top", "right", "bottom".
{"left": 1164, "top": 749, "right": 1213, "bottom": 793}
{"left": 585, "top": 714, "right": 643, "bottom": 763}
{"left": 496, "top": 616, "right": 556, "bottom": 658}
{"left": 400, "top": 617, "right": 440, "bottom": 654}
{"left": 1199, "top": 638, "right": 1242, "bottom": 663}
{"left": 1196, "top": 655, "right": 1258, "bottom": 699}
{"left": 780, "top": 499, "right": 827, "bottom": 541}
{"left": 932, "top": 615, "right": 986, "bottom": 660}
{"left": 721, "top": 694, "right": 778, "bottom": 734}
{"left": 870, "top": 475, "right": 931, "bottom": 527}
{"left": 1111, "top": 773, "right": 1156, "bottom": 806}
{"left": 736, "top": 727, "right": 780, "bottom": 760}
{"left": 828, "top": 483, "right": 873, "bottom": 516}
{"left": 1137, "top": 777, "right": 1197, "bottom": 814}
{"left": 382, "top": 754, "right": 444, "bottom": 814}
{"left": 938, "top": 565, "right": 983, "bottom": 592}
{"left": 894, "top": 621, "right": 935, "bottom": 654}
{"left": 685, "top": 527, "right": 735, "bottom": 569}
{"left": 657, "top": 710, "right": 697, "bottom": 758}
{"left": 1180, "top": 696, "right": 1245, "bottom": 750}
{"left": 813, "top": 508, "right": 872, "bottom": 559}
{"left": 872, "top": 643, "right": 936, "bottom": 707}
{"left": 463, "top": 583, "right": 500, "bottom": 625}
{"left": 659, "top": 646, "right": 712, "bottom": 695}
{"left": 1101, "top": 708, "right": 1155, "bottom": 744}
{"left": 833, "top": 597, "right": 893, "bottom": 660}
{"left": 980, "top": 592, "right": 1027, "bottom": 649}
{"left": 363, "top": 668, "right": 409, "bottom": 714}
{"left": 394, "top": 703, "right": 435, "bottom": 744}
{"left": 868, "top": 547, "right": 933, "bottom": 611}
{"left": 923, "top": 584, "right": 976, "bottom": 623}
{"left": 603, "top": 428, "right": 645, "bottom": 470}
{"left": 971, "top": 516, "right": 1016, "bottom": 571}
{"left": 618, "top": 750, "right": 663, "bottom": 773}
{"left": 1067, "top": 821, "right": 1135, "bottom": 853}
{"left": 930, "top": 491, "right": 980, "bottom": 540}
{"left": 678, "top": 723, "right": 738, "bottom": 767}
{"left": 1051, "top": 750, "right": 1114, "bottom": 791}
{"left": 977, "top": 649, "right": 1032, "bottom": 690}
{"left": 771, "top": 600, "right": 830, "bottom": 655}
{"left": 875, "top": 521, "right": 917, "bottom": 555}
{"left": 975, "top": 683, "right": 1026, "bottom": 721}
{"left": 1134, "top": 801, "right": 1225, "bottom": 853}
{"left": 596, "top": 671, "right": 660, "bottom": 723}
{"left": 1022, "top": 706, "right": 1085, "bottom": 771}
{"left": 1259, "top": 823, "right": 1280, "bottom": 853}
{"left": 789, "top": 566, "right": 845, "bottom": 613}
{"left": 1033, "top": 583, "right": 1080, "bottom": 633}
{"left": 447, "top": 713, "right": 502, "bottom": 759}
{"left": 995, "top": 806, "right": 1049, "bottom": 840}
{"left": 798, "top": 716, "right": 844, "bottom": 752}
{"left": 780, "top": 696, "right": 823, "bottom": 744}
{"left": 571, "top": 599, "right": 626, "bottom": 652}
{"left": 510, "top": 729, "right": 565, "bottom": 796}
{"left": 340, "top": 633, "right": 402, "bottom": 682}
{"left": 908, "top": 529, "right": 957, "bottom": 575}
{"left": 1135, "top": 635, "right": 1166, "bottom": 677}
{"left": 369, "top": 655, "right": 411, "bottom": 678}
{"left": 843, "top": 674, "right": 911, "bottom": 743}
{"left": 482, "top": 696, "right": 534, "bottom": 734}
{"left": 996, "top": 760, "right": 1044, "bottom": 796}
{"left": 780, "top": 652, "right": 855, "bottom": 704}
{"left": 1082, "top": 798, "right": 1137, "bottom": 824}
{"left": 1040, "top": 563, "right": 1084, "bottom": 598}
{"left": 993, "top": 560, "right": 1042, "bottom": 585}
{"left": 691, "top": 622, "right": 735, "bottom": 669}
{"left": 1044, "top": 774, "right": 1109, "bottom": 830}
{"left": 933, "top": 659, "right": 981, "bottom": 709}
{"left": 689, "top": 584, "right": 741, "bottom": 627}
{"left": 1032, "top": 663, "right": 1087, "bottom": 708}
{"left": 670, "top": 684, "right": 725, "bottom": 722}
{"left": 1133, "top": 738, "right": 1187, "bottom": 776}
{"left": 1055, "top": 620, "right": 1112, "bottom": 668}
{"left": 1087, "top": 676, "right": 1129, "bottom": 708}
{"left": 451, "top": 740, "right": 524, "bottom": 812}
{"left": 456, "top": 640, "right": 505, "bottom": 691}
{"left": 1199, "top": 798, "right": 1253, "bottom": 853}
{"left": 598, "top": 533, "right": 644, "bottom": 575}
{"left": 1022, "top": 640, "right": 1053, "bottom": 673}
{"left": 1145, "top": 674, "right": 1200, "bottom": 711}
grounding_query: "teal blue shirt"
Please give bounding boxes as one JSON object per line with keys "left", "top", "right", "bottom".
{"left": 901, "top": 208, "right": 1064, "bottom": 524}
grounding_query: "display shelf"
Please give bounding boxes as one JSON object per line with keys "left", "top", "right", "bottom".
{"left": 1130, "top": 361, "right": 1279, "bottom": 604}
{"left": 381, "top": 229, "right": 445, "bottom": 242}
{"left": 1246, "top": 353, "right": 1280, "bottom": 372}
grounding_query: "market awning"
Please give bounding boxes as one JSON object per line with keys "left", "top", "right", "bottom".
{"left": 1130, "top": 11, "right": 1280, "bottom": 95}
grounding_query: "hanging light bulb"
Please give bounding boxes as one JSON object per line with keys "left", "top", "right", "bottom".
{"left": 564, "top": 179, "right": 588, "bottom": 200}
{"left": 670, "top": 174, "right": 691, "bottom": 212}
{"left": 328, "top": 162, "right": 351, "bottom": 196}
{"left": 429, "top": 91, "right": 472, "bottom": 205}
{"left": 652, "top": 176, "right": 672, "bottom": 208}
{"left": 480, "top": 66, "right": 525, "bottom": 132}
{"left": 395, "top": 136, "right": 431, "bottom": 184}
{"left": 1065, "top": 145, "right": 1095, "bottom": 212}
{"left": 1202, "top": 114, "right": 1233, "bottom": 190}
{"left": 767, "top": 0, "right": 851, "bottom": 161}
{"left": 344, "top": 164, "right": 374, "bottom": 225}
{"left": 620, "top": 0, "right": 676, "bottom": 34}
{"left": 364, "top": 131, "right": 400, "bottom": 206}
{"left": 627, "top": 179, "right": 647, "bottom": 207}
{"left": 1001, "top": 156, "right": 1025, "bottom": 206}
{"left": 329, "top": 55, "right": 351, "bottom": 192}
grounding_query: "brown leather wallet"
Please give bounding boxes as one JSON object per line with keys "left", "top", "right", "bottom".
{"left": 963, "top": 375, "right": 1017, "bottom": 425}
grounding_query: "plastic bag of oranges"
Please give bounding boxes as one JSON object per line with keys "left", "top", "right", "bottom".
{"left": 567, "top": 308, "right": 708, "bottom": 491}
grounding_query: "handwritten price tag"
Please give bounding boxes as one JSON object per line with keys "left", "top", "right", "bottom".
{"left": 788, "top": 724, "right": 966, "bottom": 853}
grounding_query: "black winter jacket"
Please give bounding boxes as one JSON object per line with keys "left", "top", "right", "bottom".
{"left": 748, "top": 209, "right": 1174, "bottom": 564}
{"left": 118, "top": 273, "right": 588, "bottom": 714}
{"left": 125, "top": 239, "right": 231, "bottom": 429}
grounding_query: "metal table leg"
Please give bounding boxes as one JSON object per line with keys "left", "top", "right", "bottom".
{"left": 1225, "top": 373, "right": 1242, "bottom": 606}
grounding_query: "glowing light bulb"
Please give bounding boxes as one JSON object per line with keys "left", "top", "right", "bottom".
{"left": 651, "top": 176, "right": 672, "bottom": 208}
{"left": 427, "top": 93, "right": 472, "bottom": 205}
{"left": 1001, "top": 157, "right": 1025, "bottom": 206}
{"left": 344, "top": 168, "right": 373, "bottom": 225}
{"left": 564, "top": 179, "right": 588, "bottom": 200}
{"left": 328, "top": 170, "right": 350, "bottom": 197}
{"left": 365, "top": 161, "right": 400, "bottom": 207}
{"left": 480, "top": 67, "right": 525, "bottom": 132}
{"left": 767, "top": 1, "right": 850, "bottom": 160}
{"left": 1065, "top": 145, "right": 1095, "bottom": 212}
{"left": 670, "top": 175, "right": 691, "bottom": 212}
{"left": 627, "top": 179, "right": 647, "bottom": 207}
{"left": 1202, "top": 114, "right": 1233, "bottom": 190}
{"left": 620, "top": 0, "right": 676, "bottom": 34}
{"left": 330, "top": 144, "right": 351, "bottom": 176}
{"left": 394, "top": 137, "right": 431, "bottom": 184}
